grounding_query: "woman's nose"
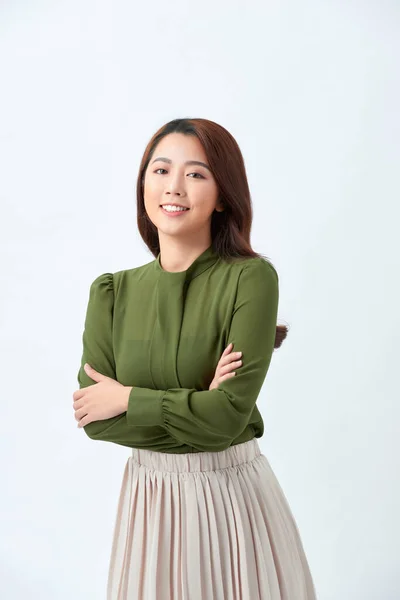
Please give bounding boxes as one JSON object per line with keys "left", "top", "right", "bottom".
{"left": 166, "top": 178, "right": 186, "bottom": 196}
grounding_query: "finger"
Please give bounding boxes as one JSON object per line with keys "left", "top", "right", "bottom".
{"left": 72, "top": 389, "right": 86, "bottom": 401}
{"left": 74, "top": 407, "right": 88, "bottom": 421}
{"left": 219, "top": 360, "right": 241, "bottom": 375}
{"left": 219, "top": 354, "right": 242, "bottom": 368}
{"left": 77, "top": 416, "right": 90, "bottom": 428}
{"left": 218, "top": 346, "right": 235, "bottom": 367}
{"left": 221, "top": 343, "right": 233, "bottom": 356}
{"left": 219, "top": 372, "right": 236, "bottom": 382}
{"left": 84, "top": 364, "right": 108, "bottom": 382}
{"left": 84, "top": 363, "right": 101, "bottom": 376}
{"left": 218, "top": 355, "right": 233, "bottom": 368}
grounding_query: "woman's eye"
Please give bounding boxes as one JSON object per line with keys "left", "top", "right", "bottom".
{"left": 154, "top": 168, "right": 204, "bottom": 179}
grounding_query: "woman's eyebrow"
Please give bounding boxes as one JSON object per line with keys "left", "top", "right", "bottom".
{"left": 151, "top": 157, "right": 211, "bottom": 172}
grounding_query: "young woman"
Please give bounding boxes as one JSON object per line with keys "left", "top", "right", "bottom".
{"left": 73, "top": 117, "right": 317, "bottom": 599}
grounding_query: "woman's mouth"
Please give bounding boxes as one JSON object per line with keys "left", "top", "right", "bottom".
{"left": 160, "top": 205, "right": 190, "bottom": 217}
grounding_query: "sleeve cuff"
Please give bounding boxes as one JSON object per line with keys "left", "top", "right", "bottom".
{"left": 126, "top": 386, "right": 165, "bottom": 427}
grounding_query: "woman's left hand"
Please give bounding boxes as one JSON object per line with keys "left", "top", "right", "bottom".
{"left": 73, "top": 363, "right": 132, "bottom": 428}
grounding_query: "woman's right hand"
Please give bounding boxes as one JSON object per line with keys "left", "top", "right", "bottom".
{"left": 209, "top": 343, "right": 243, "bottom": 390}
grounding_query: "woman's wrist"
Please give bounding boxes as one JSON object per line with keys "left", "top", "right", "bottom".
{"left": 122, "top": 386, "right": 133, "bottom": 412}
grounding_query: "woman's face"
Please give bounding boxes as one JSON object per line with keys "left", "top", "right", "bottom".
{"left": 143, "top": 133, "right": 223, "bottom": 241}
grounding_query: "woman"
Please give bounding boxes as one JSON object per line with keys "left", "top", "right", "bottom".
{"left": 73, "top": 117, "right": 317, "bottom": 599}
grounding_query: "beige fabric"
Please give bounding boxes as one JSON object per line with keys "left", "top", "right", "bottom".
{"left": 107, "top": 438, "right": 317, "bottom": 600}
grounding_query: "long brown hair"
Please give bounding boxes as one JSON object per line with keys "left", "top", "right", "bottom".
{"left": 135, "top": 117, "right": 288, "bottom": 349}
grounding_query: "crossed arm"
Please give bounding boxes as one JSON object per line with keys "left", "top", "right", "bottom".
{"left": 76, "top": 259, "right": 279, "bottom": 452}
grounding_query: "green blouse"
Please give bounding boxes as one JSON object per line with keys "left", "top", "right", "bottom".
{"left": 77, "top": 243, "right": 279, "bottom": 453}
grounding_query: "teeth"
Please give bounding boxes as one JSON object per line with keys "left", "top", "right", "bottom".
{"left": 162, "top": 205, "right": 189, "bottom": 212}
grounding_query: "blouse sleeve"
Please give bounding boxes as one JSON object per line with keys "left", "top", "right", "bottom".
{"left": 77, "top": 272, "right": 116, "bottom": 389}
{"left": 77, "top": 260, "right": 279, "bottom": 452}
{"left": 78, "top": 272, "right": 174, "bottom": 447}
{"left": 77, "top": 272, "right": 174, "bottom": 447}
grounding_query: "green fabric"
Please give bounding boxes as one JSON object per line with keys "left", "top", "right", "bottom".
{"left": 77, "top": 243, "right": 279, "bottom": 453}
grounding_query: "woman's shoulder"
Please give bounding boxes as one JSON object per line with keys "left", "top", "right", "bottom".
{"left": 221, "top": 254, "right": 279, "bottom": 282}
{"left": 88, "top": 271, "right": 114, "bottom": 293}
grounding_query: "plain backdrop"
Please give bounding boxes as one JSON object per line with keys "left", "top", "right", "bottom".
{"left": 1, "top": 1, "right": 399, "bottom": 598}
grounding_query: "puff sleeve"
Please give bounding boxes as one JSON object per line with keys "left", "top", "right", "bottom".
{"left": 76, "top": 273, "right": 122, "bottom": 439}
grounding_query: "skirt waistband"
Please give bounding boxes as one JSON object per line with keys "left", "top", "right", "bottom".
{"left": 130, "top": 438, "right": 261, "bottom": 473}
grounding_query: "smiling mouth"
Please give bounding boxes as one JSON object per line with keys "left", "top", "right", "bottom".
{"left": 160, "top": 205, "right": 190, "bottom": 211}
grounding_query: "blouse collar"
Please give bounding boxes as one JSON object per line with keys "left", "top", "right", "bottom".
{"left": 155, "top": 243, "right": 220, "bottom": 282}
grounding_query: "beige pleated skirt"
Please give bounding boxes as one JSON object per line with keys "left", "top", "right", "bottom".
{"left": 106, "top": 438, "right": 317, "bottom": 600}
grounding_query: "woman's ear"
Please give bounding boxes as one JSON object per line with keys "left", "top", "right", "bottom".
{"left": 215, "top": 198, "right": 225, "bottom": 212}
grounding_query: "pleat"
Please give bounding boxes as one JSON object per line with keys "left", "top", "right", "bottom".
{"left": 211, "top": 469, "right": 243, "bottom": 598}
{"left": 106, "top": 439, "right": 317, "bottom": 600}
{"left": 251, "top": 455, "right": 317, "bottom": 598}
{"left": 199, "top": 473, "right": 231, "bottom": 596}
{"left": 228, "top": 460, "right": 281, "bottom": 598}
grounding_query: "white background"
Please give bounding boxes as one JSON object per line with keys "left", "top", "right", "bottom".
{"left": 1, "top": 1, "right": 399, "bottom": 598}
